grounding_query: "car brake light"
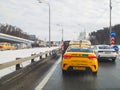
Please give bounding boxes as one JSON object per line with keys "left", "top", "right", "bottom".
{"left": 63, "top": 55, "right": 72, "bottom": 59}
{"left": 88, "top": 56, "right": 97, "bottom": 59}
{"left": 61, "top": 44, "right": 64, "bottom": 50}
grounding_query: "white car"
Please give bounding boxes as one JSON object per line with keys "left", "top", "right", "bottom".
{"left": 93, "top": 45, "right": 117, "bottom": 62}
{"left": 116, "top": 45, "right": 120, "bottom": 54}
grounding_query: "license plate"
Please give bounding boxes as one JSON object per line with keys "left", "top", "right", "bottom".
{"left": 82, "top": 54, "right": 88, "bottom": 57}
{"left": 73, "top": 67, "right": 86, "bottom": 70}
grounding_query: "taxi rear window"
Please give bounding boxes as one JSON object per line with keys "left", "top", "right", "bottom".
{"left": 67, "top": 47, "right": 93, "bottom": 52}
{"left": 99, "top": 46, "right": 113, "bottom": 49}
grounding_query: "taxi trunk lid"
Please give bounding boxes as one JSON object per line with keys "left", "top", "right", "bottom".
{"left": 63, "top": 52, "right": 96, "bottom": 65}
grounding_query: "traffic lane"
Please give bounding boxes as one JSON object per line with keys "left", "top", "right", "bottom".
{"left": 43, "top": 58, "right": 120, "bottom": 90}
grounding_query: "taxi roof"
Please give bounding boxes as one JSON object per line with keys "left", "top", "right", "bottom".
{"left": 69, "top": 40, "right": 91, "bottom": 47}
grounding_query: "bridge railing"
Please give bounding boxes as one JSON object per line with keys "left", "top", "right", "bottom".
{"left": 0, "top": 48, "right": 61, "bottom": 70}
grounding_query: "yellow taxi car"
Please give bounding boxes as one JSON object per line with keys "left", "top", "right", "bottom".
{"left": 62, "top": 46, "right": 98, "bottom": 75}
{"left": 69, "top": 40, "right": 91, "bottom": 47}
{"left": 0, "top": 42, "right": 15, "bottom": 51}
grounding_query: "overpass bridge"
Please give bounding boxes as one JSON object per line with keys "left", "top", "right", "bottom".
{"left": 0, "top": 33, "right": 34, "bottom": 44}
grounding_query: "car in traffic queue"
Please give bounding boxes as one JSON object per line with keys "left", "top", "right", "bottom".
{"left": 62, "top": 46, "right": 98, "bottom": 75}
{"left": 61, "top": 40, "right": 91, "bottom": 58}
{"left": 93, "top": 45, "right": 117, "bottom": 62}
{"left": 0, "top": 42, "right": 15, "bottom": 51}
{"left": 61, "top": 40, "right": 70, "bottom": 58}
{"left": 69, "top": 40, "right": 91, "bottom": 47}
{"left": 117, "top": 45, "right": 120, "bottom": 54}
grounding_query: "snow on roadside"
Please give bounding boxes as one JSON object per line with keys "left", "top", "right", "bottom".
{"left": 0, "top": 47, "right": 60, "bottom": 78}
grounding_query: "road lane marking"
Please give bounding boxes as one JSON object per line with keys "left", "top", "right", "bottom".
{"left": 35, "top": 58, "right": 61, "bottom": 90}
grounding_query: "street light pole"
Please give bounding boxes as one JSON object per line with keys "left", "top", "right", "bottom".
{"left": 109, "top": 0, "right": 112, "bottom": 45}
{"left": 48, "top": 3, "right": 51, "bottom": 47}
{"left": 62, "top": 27, "right": 63, "bottom": 42}
{"left": 38, "top": 0, "right": 51, "bottom": 47}
{"left": 57, "top": 24, "right": 64, "bottom": 42}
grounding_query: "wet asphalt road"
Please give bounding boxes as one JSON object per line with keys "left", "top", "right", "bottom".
{"left": 42, "top": 57, "right": 120, "bottom": 90}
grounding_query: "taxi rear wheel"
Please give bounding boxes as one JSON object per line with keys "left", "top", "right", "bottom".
{"left": 92, "top": 72, "right": 97, "bottom": 76}
{"left": 112, "top": 59, "right": 116, "bottom": 62}
{"left": 62, "top": 70, "right": 67, "bottom": 74}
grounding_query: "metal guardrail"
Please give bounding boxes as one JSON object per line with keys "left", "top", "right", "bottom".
{"left": 0, "top": 48, "right": 61, "bottom": 70}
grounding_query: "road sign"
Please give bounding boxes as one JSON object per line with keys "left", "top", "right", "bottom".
{"left": 111, "top": 32, "right": 116, "bottom": 37}
{"left": 111, "top": 37, "right": 115, "bottom": 45}
{"left": 113, "top": 45, "right": 119, "bottom": 51}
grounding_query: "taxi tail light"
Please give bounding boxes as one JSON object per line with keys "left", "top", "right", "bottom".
{"left": 63, "top": 55, "right": 72, "bottom": 59}
{"left": 88, "top": 56, "right": 97, "bottom": 59}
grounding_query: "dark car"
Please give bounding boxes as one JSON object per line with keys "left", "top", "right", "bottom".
{"left": 61, "top": 41, "right": 70, "bottom": 58}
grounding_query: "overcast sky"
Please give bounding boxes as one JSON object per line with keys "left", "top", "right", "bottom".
{"left": 0, "top": 0, "right": 120, "bottom": 41}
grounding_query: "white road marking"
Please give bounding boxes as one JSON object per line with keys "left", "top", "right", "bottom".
{"left": 35, "top": 58, "right": 61, "bottom": 90}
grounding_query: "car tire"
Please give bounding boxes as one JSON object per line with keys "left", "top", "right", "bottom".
{"left": 112, "top": 59, "right": 116, "bottom": 62}
{"left": 97, "top": 55, "right": 101, "bottom": 61}
{"left": 92, "top": 71, "right": 97, "bottom": 76}
{"left": 98, "top": 57, "right": 101, "bottom": 62}
{"left": 62, "top": 70, "right": 67, "bottom": 74}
